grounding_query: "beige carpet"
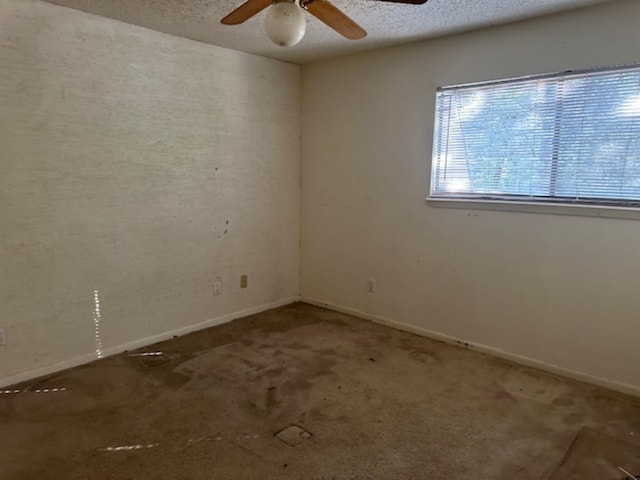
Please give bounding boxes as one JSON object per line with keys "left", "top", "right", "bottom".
{"left": 549, "top": 428, "right": 640, "bottom": 480}
{"left": 1, "top": 303, "right": 639, "bottom": 479}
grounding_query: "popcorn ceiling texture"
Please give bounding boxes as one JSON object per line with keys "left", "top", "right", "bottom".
{"left": 43, "top": 0, "right": 608, "bottom": 64}
{"left": 0, "top": 0, "right": 300, "bottom": 382}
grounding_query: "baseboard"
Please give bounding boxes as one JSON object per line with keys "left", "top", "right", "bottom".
{"left": 300, "top": 297, "right": 640, "bottom": 399}
{"left": 0, "top": 296, "right": 300, "bottom": 389}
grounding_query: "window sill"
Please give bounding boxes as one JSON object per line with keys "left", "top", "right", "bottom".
{"left": 426, "top": 197, "right": 640, "bottom": 221}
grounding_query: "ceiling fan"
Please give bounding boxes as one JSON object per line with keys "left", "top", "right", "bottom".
{"left": 221, "top": 0, "right": 429, "bottom": 47}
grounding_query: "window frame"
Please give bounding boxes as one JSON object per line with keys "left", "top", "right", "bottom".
{"left": 427, "top": 63, "right": 640, "bottom": 219}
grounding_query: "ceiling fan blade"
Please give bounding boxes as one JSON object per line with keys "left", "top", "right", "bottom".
{"left": 371, "top": 0, "right": 428, "bottom": 3}
{"left": 302, "top": 0, "right": 367, "bottom": 40}
{"left": 221, "top": 0, "right": 273, "bottom": 25}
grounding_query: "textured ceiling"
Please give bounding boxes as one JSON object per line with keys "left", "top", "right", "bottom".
{"left": 44, "top": 0, "right": 609, "bottom": 64}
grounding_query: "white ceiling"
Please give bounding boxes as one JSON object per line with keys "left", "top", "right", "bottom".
{"left": 44, "top": 0, "right": 610, "bottom": 64}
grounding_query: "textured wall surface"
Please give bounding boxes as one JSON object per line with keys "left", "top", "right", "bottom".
{"left": 301, "top": 0, "right": 640, "bottom": 390}
{"left": 0, "top": 0, "right": 300, "bottom": 382}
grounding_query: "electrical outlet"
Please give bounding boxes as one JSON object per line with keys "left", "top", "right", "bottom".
{"left": 367, "top": 278, "right": 376, "bottom": 293}
{"left": 0, "top": 328, "right": 6, "bottom": 346}
{"left": 213, "top": 278, "right": 222, "bottom": 296}
{"left": 240, "top": 275, "right": 248, "bottom": 289}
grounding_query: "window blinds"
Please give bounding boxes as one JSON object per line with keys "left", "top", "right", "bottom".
{"left": 431, "top": 65, "right": 640, "bottom": 207}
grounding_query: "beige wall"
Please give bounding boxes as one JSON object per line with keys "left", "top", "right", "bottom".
{"left": 4, "top": 0, "right": 640, "bottom": 393}
{"left": 301, "top": 0, "right": 640, "bottom": 391}
{"left": 0, "top": 0, "right": 300, "bottom": 384}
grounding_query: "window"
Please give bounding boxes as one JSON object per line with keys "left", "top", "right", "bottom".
{"left": 430, "top": 65, "right": 640, "bottom": 210}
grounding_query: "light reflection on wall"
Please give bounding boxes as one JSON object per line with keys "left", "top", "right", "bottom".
{"left": 93, "top": 289, "right": 103, "bottom": 359}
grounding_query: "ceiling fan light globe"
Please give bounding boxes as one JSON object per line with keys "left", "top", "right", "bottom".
{"left": 265, "top": 1, "right": 306, "bottom": 47}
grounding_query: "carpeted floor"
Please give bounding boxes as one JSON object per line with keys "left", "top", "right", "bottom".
{"left": 1, "top": 303, "right": 639, "bottom": 479}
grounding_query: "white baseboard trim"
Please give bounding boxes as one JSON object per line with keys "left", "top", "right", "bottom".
{"left": 300, "top": 297, "right": 640, "bottom": 398}
{"left": 0, "top": 296, "right": 299, "bottom": 389}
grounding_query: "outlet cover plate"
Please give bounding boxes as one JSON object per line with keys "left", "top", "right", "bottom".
{"left": 367, "top": 278, "right": 376, "bottom": 293}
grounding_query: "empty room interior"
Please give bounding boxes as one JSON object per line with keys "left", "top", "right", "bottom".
{"left": 2, "top": 0, "right": 640, "bottom": 478}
